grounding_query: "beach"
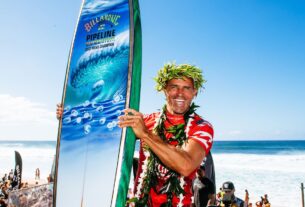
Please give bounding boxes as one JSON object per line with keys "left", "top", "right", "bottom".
{"left": 1, "top": 140, "right": 304, "bottom": 207}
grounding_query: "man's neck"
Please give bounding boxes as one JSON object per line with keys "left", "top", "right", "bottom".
{"left": 165, "top": 105, "right": 190, "bottom": 116}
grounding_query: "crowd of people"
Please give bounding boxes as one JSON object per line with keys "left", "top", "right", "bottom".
{"left": 8, "top": 183, "right": 53, "bottom": 207}
{"left": 1, "top": 170, "right": 15, "bottom": 207}
{"left": 0, "top": 168, "right": 49, "bottom": 207}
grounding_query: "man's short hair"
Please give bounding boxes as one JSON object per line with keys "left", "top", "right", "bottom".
{"left": 154, "top": 62, "right": 206, "bottom": 92}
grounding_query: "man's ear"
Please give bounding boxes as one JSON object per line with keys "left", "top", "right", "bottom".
{"left": 194, "top": 89, "right": 198, "bottom": 97}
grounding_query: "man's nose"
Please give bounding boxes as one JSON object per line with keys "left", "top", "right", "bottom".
{"left": 177, "top": 88, "right": 184, "bottom": 96}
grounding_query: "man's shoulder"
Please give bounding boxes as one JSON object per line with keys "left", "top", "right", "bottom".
{"left": 189, "top": 114, "right": 214, "bottom": 135}
{"left": 143, "top": 112, "right": 160, "bottom": 121}
{"left": 234, "top": 197, "right": 245, "bottom": 205}
{"left": 143, "top": 112, "right": 161, "bottom": 129}
{"left": 187, "top": 113, "right": 214, "bottom": 153}
{"left": 192, "top": 113, "right": 213, "bottom": 129}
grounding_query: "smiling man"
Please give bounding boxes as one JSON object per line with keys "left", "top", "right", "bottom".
{"left": 118, "top": 63, "right": 214, "bottom": 207}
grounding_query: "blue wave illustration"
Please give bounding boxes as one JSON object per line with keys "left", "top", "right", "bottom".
{"left": 62, "top": 97, "right": 125, "bottom": 142}
{"left": 62, "top": 30, "right": 130, "bottom": 144}
{"left": 69, "top": 31, "right": 129, "bottom": 102}
{"left": 82, "top": 0, "right": 127, "bottom": 18}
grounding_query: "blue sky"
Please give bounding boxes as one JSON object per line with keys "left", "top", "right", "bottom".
{"left": 0, "top": 0, "right": 304, "bottom": 140}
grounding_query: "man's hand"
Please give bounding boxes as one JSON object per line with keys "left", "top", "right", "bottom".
{"left": 118, "top": 109, "right": 149, "bottom": 139}
{"left": 56, "top": 103, "right": 63, "bottom": 120}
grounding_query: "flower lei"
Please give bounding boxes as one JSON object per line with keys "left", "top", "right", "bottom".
{"left": 130, "top": 103, "right": 198, "bottom": 207}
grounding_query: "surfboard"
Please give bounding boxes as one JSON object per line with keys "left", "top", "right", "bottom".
{"left": 53, "top": 0, "right": 141, "bottom": 206}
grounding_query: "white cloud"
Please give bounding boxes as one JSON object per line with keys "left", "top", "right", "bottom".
{"left": 228, "top": 130, "right": 242, "bottom": 135}
{"left": 273, "top": 130, "right": 282, "bottom": 135}
{"left": 0, "top": 94, "right": 58, "bottom": 140}
{"left": 214, "top": 130, "right": 244, "bottom": 141}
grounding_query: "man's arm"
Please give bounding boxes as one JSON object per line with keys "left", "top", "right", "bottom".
{"left": 207, "top": 194, "right": 216, "bottom": 206}
{"left": 118, "top": 108, "right": 207, "bottom": 177}
{"left": 142, "top": 131, "right": 205, "bottom": 177}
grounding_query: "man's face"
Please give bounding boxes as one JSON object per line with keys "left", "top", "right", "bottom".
{"left": 223, "top": 189, "right": 235, "bottom": 198}
{"left": 164, "top": 77, "right": 197, "bottom": 115}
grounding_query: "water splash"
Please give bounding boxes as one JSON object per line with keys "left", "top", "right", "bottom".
{"left": 61, "top": 99, "right": 124, "bottom": 141}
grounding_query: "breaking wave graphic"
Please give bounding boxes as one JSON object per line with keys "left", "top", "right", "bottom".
{"left": 61, "top": 30, "right": 129, "bottom": 143}
{"left": 69, "top": 31, "right": 129, "bottom": 102}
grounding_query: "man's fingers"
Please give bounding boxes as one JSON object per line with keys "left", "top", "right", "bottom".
{"left": 118, "top": 109, "right": 143, "bottom": 130}
{"left": 123, "top": 108, "right": 142, "bottom": 117}
{"left": 119, "top": 113, "right": 141, "bottom": 122}
{"left": 56, "top": 103, "right": 64, "bottom": 120}
{"left": 118, "top": 120, "right": 135, "bottom": 128}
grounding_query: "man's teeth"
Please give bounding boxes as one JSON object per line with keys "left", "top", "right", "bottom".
{"left": 175, "top": 99, "right": 185, "bottom": 105}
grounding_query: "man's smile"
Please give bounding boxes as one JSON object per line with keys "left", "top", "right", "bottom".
{"left": 174, "top": 99, "right": 185, "bottom": 106}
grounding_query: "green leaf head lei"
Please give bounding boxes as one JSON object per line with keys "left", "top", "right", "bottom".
{"left": 154, "top": 62, "right": 206, "bottom": 92}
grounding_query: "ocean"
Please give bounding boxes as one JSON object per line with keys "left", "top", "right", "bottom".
{"left": 1, "top": 140, "right": 304, "bottom": 207}
{"left": 212, "top": 140, "right": 305, "bottom": 207}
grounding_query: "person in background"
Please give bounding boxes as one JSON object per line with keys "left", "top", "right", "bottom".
{"left": 0, "top": 185, "right": 8, "bottom": 200}
{"left": 192, "top": 163, "right": 216, "bottom": 207}
{"left": 257, "top": 194, "right": 270, "bottom": 207}
{"left": 244, "top": 189, "right": 249, "bottom": 207}
{"left": 255, "top": 201, "right": 262, "bottom": 207}
{"left": 262, "top": 194, "right": 270, "bottom": 207}
{"left": 216, "top": 187, "right": 224, "bottom": 206}
{"left": 220, "top": 181, "right": 247, "bottom": 207}
{"left": 35, "top": 168, "right": 40, "bottom": 180}
{"left": 1, "top": 174, "right": 7, "bottom": 183}
{"left": 8, "top": 170, "right": 13, "bottom": 182}
{"left": 0, "top": 199, "right": 7, "bottom": 207}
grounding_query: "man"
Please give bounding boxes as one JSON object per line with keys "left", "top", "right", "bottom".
{"left": 35, "top": 168, "right": 40, "bottom": 180}
{"left": 192, "top": 164, "right": 216, "bottom": 207}
{"left": 220, "top": 181, "right": 247, "bottom": 207}
{"left": 8, "top": 170, "right": 13, "bottom": 182}
{"left": 118, "top": 63, "right": 213, "bottom": 206}
{"left": 1, "top": 174, "right": 7, "bottom": 183}
{"left": 57, "top": 63, "right": 213, "bottom": 206}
